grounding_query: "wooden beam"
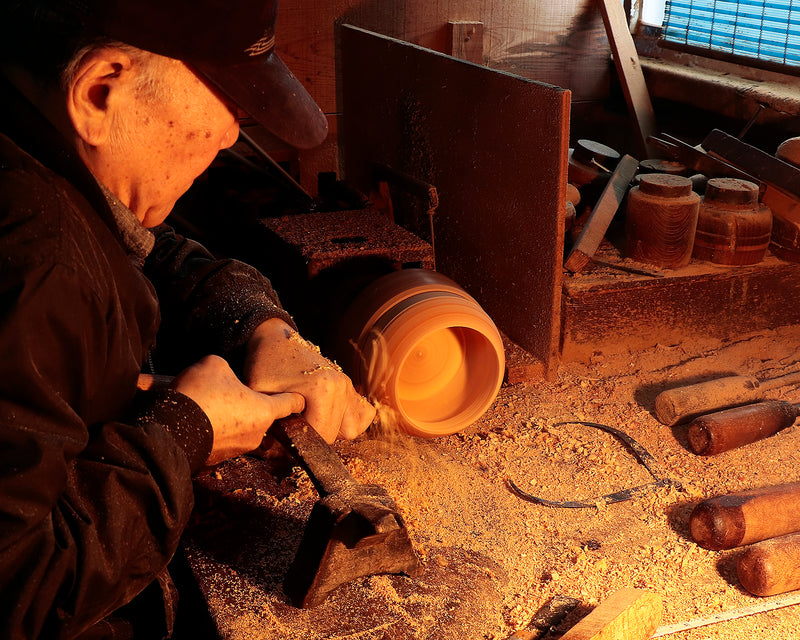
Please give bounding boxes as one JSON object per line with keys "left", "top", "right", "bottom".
{"left": 559, "top": 589, "right": 662, "bottom": 640}
{"left": 598, "top": 0, "right": 658, "bottom": 159}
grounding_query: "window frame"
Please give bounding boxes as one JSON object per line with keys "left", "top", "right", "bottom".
{"left": 635, "top": 0, "right": 800, "bottom": 78}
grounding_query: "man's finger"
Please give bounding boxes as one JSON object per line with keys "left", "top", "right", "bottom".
{"left": 302, "top": 399, "right": 343, "bottom": 444}
{"left": 338, "top": 394, "right": 376, "bottom": 440}
{"left": 265, "top": 391, "right": 305, "bottom": 419}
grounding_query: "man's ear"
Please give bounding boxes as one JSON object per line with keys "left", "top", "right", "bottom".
{"left": 66, "top": 48, "right": 134, "bottom": 147}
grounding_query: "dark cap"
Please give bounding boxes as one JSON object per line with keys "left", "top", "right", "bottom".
{"left": 67, "top": 0, "right": 328, "bottom": 148}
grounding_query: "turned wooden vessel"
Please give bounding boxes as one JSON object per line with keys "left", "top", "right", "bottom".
{"left": 692, "top": 178, "right": 772, "bottom": 266}
{"left": 568, "top": 139, "right": 620, "bottom": 188}
{"left": 625, "top": 173, "right": 700, "bottom": 268}
{"left": 336, "top": 269, "right": 505, "bottom": 438}
{"left": 777, "top": 136, "right": 800, "bottom": 168}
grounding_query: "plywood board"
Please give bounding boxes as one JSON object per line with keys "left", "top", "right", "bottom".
{"left": 340, "top": 24, "right": 571, "bottom": 377}
{"left": 271, "top": 0, "right": 611, "bottom": 189}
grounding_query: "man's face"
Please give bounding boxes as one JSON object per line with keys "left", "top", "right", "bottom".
{"left": 101, "top": 56, "right": 241, "bottom": 227}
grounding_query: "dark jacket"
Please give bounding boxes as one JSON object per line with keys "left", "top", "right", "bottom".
{"left": 0, "top": 81, "right": 293, "bottom": 639}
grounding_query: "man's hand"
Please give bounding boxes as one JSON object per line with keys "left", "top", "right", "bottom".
{"left": 242, "top": 318, "right": 376, "bottom": 443}
{"left": 171, "top": 354, "right": 305, "bottom": 466}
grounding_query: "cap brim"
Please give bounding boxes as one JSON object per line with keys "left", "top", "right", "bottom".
{"left": 194, "top": 51, "right": 328, "bottom": 150}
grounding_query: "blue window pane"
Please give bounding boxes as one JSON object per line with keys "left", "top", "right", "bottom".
{"left": 662, "top": 0, "right": 800, "bottom": 66}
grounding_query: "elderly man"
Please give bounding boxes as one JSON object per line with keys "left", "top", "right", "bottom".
{"left": 0, "top": 0, "right": 375, "bottom": 637}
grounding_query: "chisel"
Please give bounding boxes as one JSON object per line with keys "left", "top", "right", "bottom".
{"left": 687, "top": 400, "right": 800, "bottom": 456}
{"left": 654, "top": 370, "right": 800, "bottom": 426}
{"left": 690, "top": 482, "right": 800, "bottom": 550}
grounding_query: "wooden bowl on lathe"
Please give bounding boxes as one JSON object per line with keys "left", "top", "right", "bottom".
{"left": 336, "top": 269, "right": 505, "bottom": 438}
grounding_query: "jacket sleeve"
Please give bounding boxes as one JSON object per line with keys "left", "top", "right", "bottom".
{"left": 0, "top": 261, "right": 208, "bottom": 640}
{"left": 144, "top": 224, "right": 295, "bottom": 371}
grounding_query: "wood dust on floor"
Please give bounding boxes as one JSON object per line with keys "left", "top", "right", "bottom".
{"left": 184, "top": 324, "right": 800, "bottom": 639}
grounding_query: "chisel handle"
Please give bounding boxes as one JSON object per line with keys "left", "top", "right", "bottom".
{"left": 654, "top": 371, "right": 800, "bottom": 426}
{"left": 738, "top": 532, "right": 800, "bottom": 596}
{"left": 687, "top": 400, "right": 800, "bottom": 456}
{"left": 136, "top": 374, "right": 354, "bottom": 497}
{"left": 690, "top": 482, "right": 800, "bottom": 550}
{"left": 136, "top": 373, "right": 172, "bottom": 390}
{"left": 269, "top": 414, "right": 357, "bottom": 498}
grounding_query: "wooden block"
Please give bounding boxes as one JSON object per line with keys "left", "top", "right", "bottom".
{"left": 561, "top": 256, "right": 800, "bottom": 362}
{"left": 559, "top": 589, "right": 662, "bottom": 640}
{"left": 564, "top": 154, "right": 639, "bottom": 273}
{"left": 448, "top": 21, "right": 484, "bottom": 64}
{"left": 502, "top": 333, "right": 546, "bottom": 384}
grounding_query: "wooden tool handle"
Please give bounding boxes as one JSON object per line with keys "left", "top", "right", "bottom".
{"left": 564, "top": 154, "right": 639, "bottom": 273}
{"left": 136, "top": 374, "right": 354, "bottom": 497}
{"left": 759, "top": 370, "right": 800, "bottom": 392}
{"left": 136, "top": 373, "right": 172, "bottom": 391}
{"left": 654, "top": 371, "right": 800, "bottom": 426}
{"left": 269, "top": 414, "right": 356, "bottom": 497}
{"left": 687, "top": 400, "right": 800, "bottom": 456}
{"left": 737, "top": 532, "right": 800, "bottom": 596}
{"left": 654, "top": 375, "right": 762, "bottom": 426}
{"left": 690, "top": 482, "right": 800, "bottom": 550}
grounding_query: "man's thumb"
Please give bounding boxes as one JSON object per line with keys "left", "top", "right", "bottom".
{"left": 270, "top": 391, "right": 306, "bottom": 418}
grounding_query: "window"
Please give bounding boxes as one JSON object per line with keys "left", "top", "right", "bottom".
{"left": 645, "top": 0, "right": 800, "bottom": 68}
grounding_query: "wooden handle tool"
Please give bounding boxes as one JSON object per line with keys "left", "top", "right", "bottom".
{"left": 654, "top": 370, "right": 800, "bottom": 426}
{"left": 690, "top": 482, "right": 800, "bottom": 550}
{"left": 687, "top": 400, "right": 800, "bottom": 456}
{"left": 737, "top": 532, "right": 800, "bottom": 597}
{"left": 563, "top": 154, "right": 639, "bottom": 273}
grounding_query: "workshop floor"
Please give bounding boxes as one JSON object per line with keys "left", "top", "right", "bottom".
{"left": 184, "top": 323, "right": 800, "bottom": 639}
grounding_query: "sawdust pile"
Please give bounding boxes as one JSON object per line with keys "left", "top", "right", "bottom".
{"left": 184, "top": 324, "right": 800, "bottom": 639}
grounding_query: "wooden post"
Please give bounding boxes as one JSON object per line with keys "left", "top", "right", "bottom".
{"left": 448, "top": 21, "right": 484, "bottom": 64}
{"left": 598, "top": 0, "right": 658, "bottom": 159}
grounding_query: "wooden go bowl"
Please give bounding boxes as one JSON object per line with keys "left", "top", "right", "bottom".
{"left": 337, "top": 269, "right": 505, "bottom": 438}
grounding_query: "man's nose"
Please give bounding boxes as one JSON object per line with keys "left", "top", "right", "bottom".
{"left": 220, "top": 119, "right": 241, "bottom": 150}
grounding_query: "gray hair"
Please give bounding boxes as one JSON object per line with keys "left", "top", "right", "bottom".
{"left": 61, "top": 41, "right": 175, "bottom": 104}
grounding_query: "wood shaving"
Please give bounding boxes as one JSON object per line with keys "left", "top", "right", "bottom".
{"left": 184, "top": 324, "right": 800, "bottom": 639}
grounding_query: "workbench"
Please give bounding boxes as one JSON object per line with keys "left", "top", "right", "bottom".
{"left": 174, "top": 323, "right": 800, "bottom": 639}
{"left": 560, "top": 251, "right": 800, "bottom": 363}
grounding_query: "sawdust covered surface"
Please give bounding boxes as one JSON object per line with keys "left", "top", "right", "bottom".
{"left": 184, "top": 325, "right": 800, "bottom": 639}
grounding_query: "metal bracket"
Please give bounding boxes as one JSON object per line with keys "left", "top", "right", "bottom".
{"left": 371, "top": 163, "right": 439, "bottom": 270}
